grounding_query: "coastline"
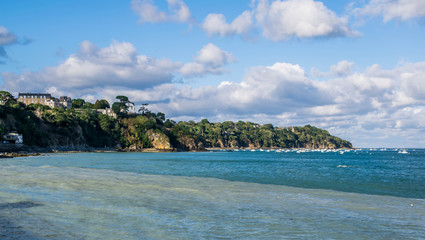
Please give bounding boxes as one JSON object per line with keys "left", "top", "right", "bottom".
{"left": 1, "top": 145, "right": 355, "bottom": 159}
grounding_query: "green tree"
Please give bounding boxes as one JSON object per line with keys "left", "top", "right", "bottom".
{"left": 116, "top": 95, "right": 129, "bottom": 103}
{"left": 261, "top": 123, "right": 274, "bottom": 130}
{"left": 98, "top": 114, "right": 114, "bottom": 134}
{"left": 72, "top": 98, "right": 85, "bottom": 108}
{"left": 138, "top": 104, "right": 151, "bottom": 116}
{"left": 0, "top": 91, "right": 15, "bottom": 105}
{"left": 82, "top": 102, "right": 94, "bottom": 109}
{"left": 156, "top": 112, "right": 166, "bottom": 121}
{"left": 164, "top": 119, "right": 176, "bottom": 128}
{"left": 93, "top": 99, "right": 110, "bottom": 109}
{"left": 112, "top": 103, "right": 128, "bottom": 114}
{"left": 112, "top": 102, "right": 123, "bottom": 114}
{"left": 112, "top": 96, "right": 129, "bottom": 114}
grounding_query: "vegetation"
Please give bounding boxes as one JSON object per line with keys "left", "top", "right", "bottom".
{"left": 112, "top": 96, "right": 129, "bottom": 114}
{"left": 0, "top": 91, "right": 352, "bottom": 150}
{"left": 93, "top": 99, "right": 110, "bottom": 109}
{"left": 72, "top": 98, "right": 85, "bottom": 108}
{"left": 172, "top": 120, "right": 352, "bottom": 149}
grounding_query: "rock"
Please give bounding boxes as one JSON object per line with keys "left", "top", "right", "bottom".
{"left": 147, "top": 130, "right": 172, "bottom": 150}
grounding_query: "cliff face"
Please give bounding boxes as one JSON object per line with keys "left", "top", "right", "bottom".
{"left": 174, "top": 135, "right": 204, "bottom": 151}
{"left": 147, "top": 130, "right": 172, "bottom": 150}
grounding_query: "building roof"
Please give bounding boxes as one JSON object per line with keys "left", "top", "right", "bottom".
{"left": 18, "top": 93, "right": 52, "bottom": 98}
{"left": 60, "top": 96, "right": 72, "bottom": 101}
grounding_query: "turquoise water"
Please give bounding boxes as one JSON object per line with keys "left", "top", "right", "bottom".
{"left": 1, "top": 149, "right": 424, "bottom": 239}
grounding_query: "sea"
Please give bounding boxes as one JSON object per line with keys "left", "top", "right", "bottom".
{"left": 0, "top": 149, "right": 424, "bottom": 239}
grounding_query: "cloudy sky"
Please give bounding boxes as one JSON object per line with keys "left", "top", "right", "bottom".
{"left": 1, "top": 0, "right": 425, "bottom": 148}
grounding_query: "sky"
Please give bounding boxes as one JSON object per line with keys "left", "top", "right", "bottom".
{"left": 1, "top": 0, "right": 425, "bottom": 148}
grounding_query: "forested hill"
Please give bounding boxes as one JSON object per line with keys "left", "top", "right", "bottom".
{"left": 175, "top": 120, "right": 352, "bottom": 150}
{"left": 0, "top": 99, "right": 352, "bottom": 151}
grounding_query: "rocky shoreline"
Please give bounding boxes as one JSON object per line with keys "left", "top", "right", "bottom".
{"left": 0, "top": 145, "right": 183, "bottom": 158}
{"left": 0, "top": 152, "right": 41, "bottom": 158}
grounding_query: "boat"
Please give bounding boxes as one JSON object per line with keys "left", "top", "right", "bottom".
{"left": 398, "top": 149, "right": 408, "bottom": 154}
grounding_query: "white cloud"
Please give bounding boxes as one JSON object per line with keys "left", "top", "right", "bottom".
{"left": 1, "top": 41, "right": 237, "bottom": 98}
{"left": 330, "top": 60, "right": 355, "bottom": 76}
{"left": 161, "top": 62, "right": 331, "bottom": 117}
{"left": 355, "top": 0, "right": 425, "bottom": 22}
{"left": 1, "top": 40, "right": 180, "bottom": 94}
{"left": 194, "top": 43, "right": 235, "bottom": 67}
{"left": 311, "top": 60, "right": 355, "bottom": 77}
{"left": 202, "top": 10, "right": 254, "bottom": 37}
{"left": 131, "top": 0, "right": 192, "bottom": 24}
{"left": 255, "top": 0, "right": 358, "bottom": 40}
{"left": 0, "top": 26, "right": 17, "bottom": 46}
{"left": 397, "top": 62, "right": 425, "bottom": 100}
{"left": 180, "top": 43, "right": 236, "bottom": 78}
{"left": 132, "top": 1, "right": 358, "bottom": 41}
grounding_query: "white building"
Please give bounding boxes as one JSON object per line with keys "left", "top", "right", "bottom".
{"left": 125, "top": 102, "right": 136, "bottom": 114}
{"left": 97, "top": 108, "right": 117, "bottom": 118}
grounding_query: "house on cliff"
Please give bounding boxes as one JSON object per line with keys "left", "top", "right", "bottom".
{"left": 18, "top": 93, "right": 72, "bottom": 109}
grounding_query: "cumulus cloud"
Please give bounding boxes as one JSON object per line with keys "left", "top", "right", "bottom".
{"left": 131, "top": 0, "right": 192, "bottom": 24}
{"left": 1, "top": 41, "right": 237, "bottom": 99}
{"left": 132, "top": 1, "right": 358, "bottom": 41}
{"left": 180, "top": 43, "right": 236, "bottom": 78}
{"left": 255, "top": 0, "right": 358, "bottom": 40}
{"left": 311, "top": 60, "right": 355, "bottom": 77}
{"left": 199, "top": 0, "right": 358, "bottom": 40}
{"left": 354, "top": 0, "right": 425, "bottom": 22}
{"left": 155, "top": 62, "right": 332, "bottom": 117}
{"left": 202, "top": 10, "right": 254, "bottom": 37}
{"left": 1, "top": 40, "right": 180, "bottom": 95}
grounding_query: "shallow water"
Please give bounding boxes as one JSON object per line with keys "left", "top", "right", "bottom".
{"left": 1, "top": 150, "right": 424, "bottom": 239}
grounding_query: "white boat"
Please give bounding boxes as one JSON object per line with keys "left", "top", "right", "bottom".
{"left": 398, "top": 149, "right": 408, "bottom": 154}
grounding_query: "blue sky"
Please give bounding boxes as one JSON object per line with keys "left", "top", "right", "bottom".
{"left": 1, "top": 0, "right": 425, "bottom": 148}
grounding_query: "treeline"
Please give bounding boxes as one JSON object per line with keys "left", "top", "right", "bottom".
{"left": 0, "top": 92, "right": 352, "bottom": 150}
{"left": 174, "top": 120, "right": 352, "bottom": 149}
